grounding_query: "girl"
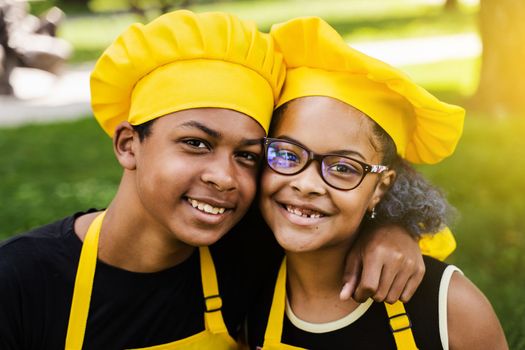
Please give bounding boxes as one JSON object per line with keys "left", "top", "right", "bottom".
{"left": 248, "top": 17, "right": 507, "bottom": 349}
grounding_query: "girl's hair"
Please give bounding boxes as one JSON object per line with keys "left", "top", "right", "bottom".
{"left": 367, "top": 122, "right": 456, "bottom": 237}
{"left": 273, "top": 102, "right": 456, "bottom": 237}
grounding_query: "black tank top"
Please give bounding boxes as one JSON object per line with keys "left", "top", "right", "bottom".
{"left": 248, "top": 256, "right": 453, "bottom": 350}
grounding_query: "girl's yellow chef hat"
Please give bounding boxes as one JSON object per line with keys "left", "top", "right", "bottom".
{"left": 271, "top": 17, "right": 465, "bottom": 164}
{"left": 91, "top": 10, "right": 285, "bottom": 136}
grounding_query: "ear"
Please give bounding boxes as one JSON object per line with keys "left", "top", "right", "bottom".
{"left": 368, "top": 169, "right": 396, "bottom": 211}
{"left": 113, "top": 121, "right": 139, "bottom": 170}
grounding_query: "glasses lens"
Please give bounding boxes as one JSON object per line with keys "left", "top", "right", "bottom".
{"left": 266, "top": 140, "right": 308, "bottom": 174}
{"left": 322, "top": 156, "right": 365, "bottom": 190}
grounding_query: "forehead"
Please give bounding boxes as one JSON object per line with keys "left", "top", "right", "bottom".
{"left": 273, "top": 96, "right": 379, "bottom": 156}
{"left": 153, "top": 108, "right": 266, "bottom": 139}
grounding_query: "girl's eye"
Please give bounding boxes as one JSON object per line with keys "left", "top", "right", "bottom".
{"left": 275, "top": 150, "right": 300, "bottom": 163}
{"left": 327, "top": 162, "right": 360, "bottom": 176}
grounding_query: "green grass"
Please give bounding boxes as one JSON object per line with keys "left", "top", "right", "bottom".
{"left": 403, "top": 57, "right": 481, "bottom": 98}
{"left": 415, "top": 115, "right": 525, "bottom": 348}
{"left": 0, "top": 119, "right": 120, "bottom": 236}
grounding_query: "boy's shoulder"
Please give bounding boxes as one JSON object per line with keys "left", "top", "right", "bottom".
{"left": 0, "top": 210, "right": 95, "bottom": 273}
{"left": 2, "top": 212, "right": 74, "bottom": 249}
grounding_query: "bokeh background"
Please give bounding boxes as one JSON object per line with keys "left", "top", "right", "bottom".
{"left": 1, "top": 0, "right": 524, "bottom": 346}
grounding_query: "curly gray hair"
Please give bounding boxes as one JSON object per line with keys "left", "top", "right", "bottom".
{"left": 368, "top": 123, "right": 457, "bottom": 237}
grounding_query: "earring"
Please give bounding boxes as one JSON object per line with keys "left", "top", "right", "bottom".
{"left": 370, "top": 207, "right": 377, "bottom": 219}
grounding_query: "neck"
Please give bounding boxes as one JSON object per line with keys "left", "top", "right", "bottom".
{"left": 286, "top": 243, "right": 361, "bottom": 323}
{"left": 75, "top": 176, "right": 194, "bottom": 273}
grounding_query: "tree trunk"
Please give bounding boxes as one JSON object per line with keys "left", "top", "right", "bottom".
{"left": 475, "top": 0, "right": 525, "bottom": 116}
{"left": 444, "top": 0, "right": 458, "bottom": 11}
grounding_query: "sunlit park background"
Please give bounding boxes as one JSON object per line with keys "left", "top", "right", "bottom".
{"left": 1, "top": 0, "right": 524, "bottom": 346}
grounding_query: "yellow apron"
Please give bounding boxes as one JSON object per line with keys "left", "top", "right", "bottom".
{"left": 65, "top": 211, "right": 238, "bottom": 350}
{"left": 260, "top": 259, "right": 418, "bottom": 350}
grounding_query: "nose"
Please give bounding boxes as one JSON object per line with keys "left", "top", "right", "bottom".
{"left": 200, "top": 154, "right": 237, "bottom": 192}
{"left": 289, "top": 163, "right": 327, "bottom": 196}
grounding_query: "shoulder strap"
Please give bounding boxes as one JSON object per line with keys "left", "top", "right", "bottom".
{"left": 384, "top": 301, "right": 419, "bottom": 350}
{"left": 65, "top": 211, "right": 106, "bottom": 350}
{"left": 199, "top": 246, "right": 229, "bottom": 335}
{"left": 263, "top": 258, "right": 287, "bottom": 345}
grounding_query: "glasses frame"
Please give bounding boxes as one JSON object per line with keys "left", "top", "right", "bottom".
{"left": 263, "top": 137, "right": 389, "bottom": 191}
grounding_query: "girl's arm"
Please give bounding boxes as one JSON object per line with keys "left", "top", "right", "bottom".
{"left": 447, "top": 272, "right": 508, "bottom": 349}
{"left": 341, "top": 225, "right": 455, "bottom": 303}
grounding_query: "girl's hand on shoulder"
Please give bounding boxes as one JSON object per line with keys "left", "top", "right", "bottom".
{"left": 340, "top": 225, "right": 424, "bottom": 303}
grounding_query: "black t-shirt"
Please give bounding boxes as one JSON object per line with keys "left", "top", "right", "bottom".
{"left": 247, "top": 256, "right": 450, "bottom": 350}
{"left": 0, "top": 208, "right": 282, "bottom": 349}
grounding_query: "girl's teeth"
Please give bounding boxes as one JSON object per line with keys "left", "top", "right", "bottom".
{"left": 286, "top": 205, "right": 323, "bottom": 218}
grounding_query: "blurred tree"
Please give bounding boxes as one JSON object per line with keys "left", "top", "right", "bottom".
{"left": 127, "top": 0, "right": 197, "bottom": 20}
{"left": 476, "top": 0, "right": 525, "bottom": 116}
{"left": 444, "top": 0, "right": 458, "bottom": 11}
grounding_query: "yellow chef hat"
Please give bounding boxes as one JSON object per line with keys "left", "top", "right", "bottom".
{"left": 90, "top": 10, "right": 285, "bottom": 136}
{"left": 270, "top": 17, "right": 465, "bottom": 164}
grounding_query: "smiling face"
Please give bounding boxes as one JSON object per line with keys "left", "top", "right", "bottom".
{"left": 121, "top": 108, "right": 265, "bottom": 247}
{"left": 260, "top": 96, "right": 394, "bottom": 253}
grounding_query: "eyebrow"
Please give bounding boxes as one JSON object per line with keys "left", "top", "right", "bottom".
{"left": 179, "top": 121, "right": 221, "bottom": 138}
{"left": 277, "top": 135, "right": 366, "bottom": 161}
{"left": 179, "top": 120, "right": 263, "bottom": 147}
{"left": 241, "top": 138, "right": 264, "bottom": 147}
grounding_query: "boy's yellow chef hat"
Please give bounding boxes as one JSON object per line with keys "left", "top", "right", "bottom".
{"left": 91, "top": 10, "right": 285, "bottom": 136}
{"left": 271, "top": 17, "right": 465, "bottom": 164}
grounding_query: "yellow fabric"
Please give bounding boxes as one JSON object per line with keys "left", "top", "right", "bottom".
{"left": 65, "top": 212, "right": 106, "bottom": 350}
{"left": 65, "top": 212, "right": 237, "bottom": 350}
{"left": 261, "top": 258, "right": 306, "bottom": 350}
{"left": 91, "top": 10, "right": 285, "bottom": 136}
{"left": 384, "top": 302, "right": 419, "bottom": 350}
{"left": 270, "top": 17, "right": 465, "bottom": 164}
{"left": 262, "top": 259, "right": 418, "bottom": 349}
{"left": 419, "top": 226, "right": 457, "bottom": 261}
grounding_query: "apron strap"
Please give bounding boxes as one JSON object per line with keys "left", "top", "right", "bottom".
{"left": 262, "top": 258, "right": 418, "bottom": 349}
{"left": 384, "top": 301, "right": 419, "bottom": 350}
{"left": 263, "top": 258, "right": 287, "bottom": 345}
{"left": 199, "top": 246, "right": 229, "bottom": 335}
{"left": 65, "top": 216, "right": 228, "bottom": 348}
{"left": 65, "top": 211, "right": 106, "bottom": 350}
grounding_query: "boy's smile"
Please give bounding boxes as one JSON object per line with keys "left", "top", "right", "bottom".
{"left": 122, "top": 108, "right": 265, "bottom": 248}
{"left": 187, "top": 197, "right": 228, "bottom": 215}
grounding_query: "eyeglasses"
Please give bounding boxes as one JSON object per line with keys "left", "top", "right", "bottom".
{"left": 263, "top": 138, "right": 389, "bottom": 191}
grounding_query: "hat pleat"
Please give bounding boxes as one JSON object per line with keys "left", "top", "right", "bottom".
{"left": 271, "top": 17, "right": 465, "bottom": 164}
{"left": 90, "top": 10, "right": 285, "bottom": 136}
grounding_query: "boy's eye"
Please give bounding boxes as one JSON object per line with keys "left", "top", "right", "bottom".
{"left": 183, "top": 139, "right": 209, "bottom": 149}
{"left": 236, "top": 151, "right": 261, "bottom": 165}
